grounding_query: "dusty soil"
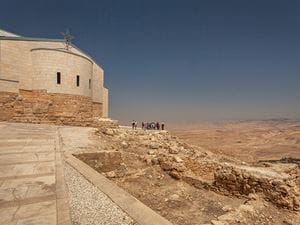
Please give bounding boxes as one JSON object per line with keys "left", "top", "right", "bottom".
{"left": 74, "top": 122, "right": 300, "bottom": 225}
{"left": 76, "top": 150, "right": 243, "bottom": 225}
{"left": 170, "top": 120, "right": 300, "bottom": 162}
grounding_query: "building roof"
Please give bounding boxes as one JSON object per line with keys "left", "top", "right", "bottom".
{"left": 0, "top": 28, "right": 104, "bottom": 69}
{"left": 0, "top": 28, "right": 21, "bottom": 37}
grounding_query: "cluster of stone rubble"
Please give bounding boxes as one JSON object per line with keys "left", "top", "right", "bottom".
{"left": 214, "top": 164, "right": 300, "bottom": 210}
{"left": 98, "top": 127, "right": 300, "bottom": 213}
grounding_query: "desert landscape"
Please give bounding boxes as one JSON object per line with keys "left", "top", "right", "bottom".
{"left": 0, "top": 120, "right": 299, "bottom": 225}
{"left": 2, "top": 1, "right": 300, "bottom": 224}
{"left": 72, "top": 120, "right": 300, "bottom": 225}
{"left": 171, "top": 120, "right": 300, "bottom": 163}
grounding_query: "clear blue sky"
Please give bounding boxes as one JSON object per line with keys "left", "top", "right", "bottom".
{"left": 1, "top": 0, "right": 300, "bottom": 124}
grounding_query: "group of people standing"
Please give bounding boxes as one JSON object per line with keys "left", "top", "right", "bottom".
{"left": 131, "top": 120, "right": 165, "bottom": 130}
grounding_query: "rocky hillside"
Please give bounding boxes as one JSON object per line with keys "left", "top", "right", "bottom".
{"left": 75, "top": 127, "right": 300, "bottom": 225}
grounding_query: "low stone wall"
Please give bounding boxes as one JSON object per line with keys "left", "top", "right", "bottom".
{"left": 214, "top": 165, "right": 300, "bottom": 210}
{"left": 0, "top": 90, "right": 117, "bottom": 128}
{"left": 94, "top": 118, "right": 119, "bottom": 129}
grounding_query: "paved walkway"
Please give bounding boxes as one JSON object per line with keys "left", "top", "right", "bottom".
{"left": 0, "top": 122, "right": 173, "bottom": 225}
{"left": 0, "top": 122, "right": 71, "bottom": 225}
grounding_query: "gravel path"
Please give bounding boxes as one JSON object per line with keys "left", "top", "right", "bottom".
{"left": 64, "top": 164, "right": 136, "bottom": 225}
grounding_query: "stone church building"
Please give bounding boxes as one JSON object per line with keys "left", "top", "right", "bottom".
{"left": 0, "top": 28, "right": 110, "bottom": 126}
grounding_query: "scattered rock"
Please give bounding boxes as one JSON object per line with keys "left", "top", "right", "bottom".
{"left": 104, "top": 128, "right": 114, "bottom": 136}
{"left": 248, "top": 193, "right": 258, "bottom": 200}
{"left": 169, "top": 194, "right": 180, "bottom": 201}
{"left": 151, "top": 157, "right": 159, "bottom": 165}
{"left": 148, "top": 150, "right": 156, "bottom": 155}
{"left": 293, "top": 197, "right": 300, "bottom": 210}
{"left": 168, "top": 146, "right": 179, "bottom": 154}
{"left": 222, "top": 205, "right": 232, "bottom": 212}
{"left": 172, "top": 163, "right": 186, "bottom": 172}
{"left": 94, "top": 161, "right": 103, "bottom": 169}
{"left": 160, "top": 161, "right": 173, "bottom": 171}
{"left": 239, "top": 204, "right": 255, "bottom": 214}
{"left": 106, "top": 171, "right": 116, "bottom": 178}
{"left": 283, "top": 219, "right": 294, "bottom": 225}
{"left": 211, "top": 220, "right": 228, "bottom": 225}
{"left": 173, "top": 156, "right": 183, "bottom": 163}
{"left": 149, "top": 142, "right": 159, "bottom": 149}
{"left": 169, "top": 171, "right": 181, "bottom": 180}
{"left": 121, "top": 141, "right": 129, "bottom": 148}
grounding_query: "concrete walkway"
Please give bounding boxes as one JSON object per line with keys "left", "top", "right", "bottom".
{"left": 0, "top": 122, "right": 71, "bottom": 225}
{"left": 0, "top": 122, "right": 173, "bottom": 225}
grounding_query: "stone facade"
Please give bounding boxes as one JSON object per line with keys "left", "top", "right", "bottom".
{"left": 0, "top": 90, "right": 117, "bottom": 127}
{"left": 0, "top": 29, "right": 111, "bottom": 127}
{"left": 103, "top": 88, "right": 109, "bottom": 118}
{"left": 0, "top": 90, "right": 92, "bottom": 126}
{"left": 30, "top": 48, "right": 93, "bottom": 97}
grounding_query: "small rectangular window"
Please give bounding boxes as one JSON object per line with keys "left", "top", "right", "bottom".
{"left": 76, "top": 75, "right": 80, "bottom": 87}
{"left": 57, "top": 72, "right": 61, "bottom": 84}
{"left": 89, "top": 79, "right": 91, "bottom": 89}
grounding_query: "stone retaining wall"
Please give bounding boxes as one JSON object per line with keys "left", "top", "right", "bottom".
{"left": 0, "top": 90, "right": 116, "bottom": 128}
{"left": 214, "top": 165, "right": 300, "bottom": 210}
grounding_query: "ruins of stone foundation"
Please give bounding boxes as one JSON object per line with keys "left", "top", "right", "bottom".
{"left": 75, "top": 127, "right": 300, "bottom": 224}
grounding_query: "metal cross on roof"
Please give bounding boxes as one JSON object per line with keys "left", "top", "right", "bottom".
{"left": 61, "top": 29, "right": 74, "bottom": 50}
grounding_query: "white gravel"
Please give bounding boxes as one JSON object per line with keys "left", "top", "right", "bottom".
{"left": 64, "top": 164, "right": 136, "bottom": 225}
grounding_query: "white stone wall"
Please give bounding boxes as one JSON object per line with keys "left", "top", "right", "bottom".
{"left": 92, "top": 64, "right": 104, "bottom": 103}
{"left": 31, "top": 49, "right": 93, "bottom": 97}
{"left": 0, "top": 38, "right": 109, "bottom": 116}
{"left": 0, "top": 41, "right": 18, "bottom": 92}
{"left": 0, "top": 80, "right": 18, "bottom": 92}
{"left": 102, "top": 87, "right": 109, "bottom": 117}
{"left": 0, "top": 40, "right": 35, "bottom": 90}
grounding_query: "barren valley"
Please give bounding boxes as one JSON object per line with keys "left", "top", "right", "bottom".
{"left": 171, "top": 120, "right": 300, "bottom": 163}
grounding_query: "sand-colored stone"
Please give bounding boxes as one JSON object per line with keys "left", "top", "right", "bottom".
{"left": 0, "top": 90, "right": 117, "bottom": 127}
{"left": 0, "top": 32, "right": 110, "bottom": 124}
{"left": 0, "top": 122, "right": 71, "bottom": 225}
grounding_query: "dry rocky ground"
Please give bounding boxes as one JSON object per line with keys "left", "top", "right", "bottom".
{"left": 73, "top": 123, "right": 300, "bottom": 225}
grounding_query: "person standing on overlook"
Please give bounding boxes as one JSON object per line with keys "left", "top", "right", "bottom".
{"left": 131, "top": 120, "right": 136, "bottom": 129}
{"left": 134, "top": 121, "right": 138, "bottom": 129}
{"left": 156, "top": 121, "right": 160, "bottom": 130}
